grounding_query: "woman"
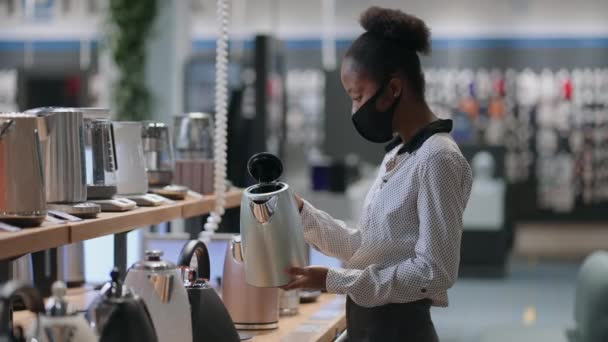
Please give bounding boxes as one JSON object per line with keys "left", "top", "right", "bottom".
{"left": 282, "top": 6, "right": 473, "bottom": 341}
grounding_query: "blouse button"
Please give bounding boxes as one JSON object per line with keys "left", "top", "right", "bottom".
{"left": 421, "top": 288, "right": 427, "bottom": 293}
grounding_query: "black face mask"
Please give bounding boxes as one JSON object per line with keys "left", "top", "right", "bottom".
{"left": 351, "top": 82, "right": 401, "bottom": 143}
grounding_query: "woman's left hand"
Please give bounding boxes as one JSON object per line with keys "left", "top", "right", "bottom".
{"left": 281, "top": 266, "right": 328, "bottom": 291}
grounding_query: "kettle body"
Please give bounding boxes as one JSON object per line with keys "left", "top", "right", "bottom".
{"left": 27, "top": 281, "right": 97, "bottom": 342}
{"left": 84, "top": 117, "right": 118, "bottom": 200}
{"left": 124, "top": 250, "right": 192, "bottom": 342}
{"left": 0, "top": 113, "right": 47, "bottom": 226}
{"left": 24, "top": 107, "right": 88, "bottom": 204}
{"left": 31, "top": 315, "right": 98, "bottom": 342}
{"left": 240, "top": 182, "right": 308, "bottom": 287}
{"left": 240, "top": 152, "right": 308, "bottom": 287}
{"left": 113, "top": 121, "right": 149, "bottom": 196}
{"left": 177, "top": 240, "right": 239, "bottom": 342}
{"left": 222, "top": 235, "right": 279, "bottom": 330}
{"left": 87, "top": 269, "right": 158, "bottom": 342}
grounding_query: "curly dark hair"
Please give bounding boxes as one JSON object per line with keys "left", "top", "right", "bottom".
{"left": 345, "top": 6, "right": 431, "bottom": 100}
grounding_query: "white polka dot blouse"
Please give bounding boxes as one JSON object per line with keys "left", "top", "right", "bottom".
{"left": 301, "top": 133, "right": 473, "bottom": 308}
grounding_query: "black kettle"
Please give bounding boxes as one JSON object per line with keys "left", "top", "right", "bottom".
{"left": 177, "top": 240, "right": 240, "bottom": 342}
{"left": 86, "top": 268, "right": 158, "bottom": 342}
{"left": 0, "top": 281, "right": 45, "bottom": 342}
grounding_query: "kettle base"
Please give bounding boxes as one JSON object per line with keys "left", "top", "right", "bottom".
{"left": 234, "top": 322, "right": 279, "bottom": 330}
{"left": 0, "top": 215, "right": 46, "bottom": 228}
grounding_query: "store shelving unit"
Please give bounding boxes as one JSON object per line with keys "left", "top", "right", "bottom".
{"left": 0, "top": 189, "right": 243, "bottom": 261}
{"left": 4, "top": 188, "right": 348, "bottom": 342}
{"left": 12, "top": 291, "right": 347, "bottom": 342}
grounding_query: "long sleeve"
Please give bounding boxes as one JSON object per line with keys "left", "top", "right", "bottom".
{"left": 325, "top": 151, "right": 472, "bottom": 308}
{"left": 300, "top": 200, "right": 362, "bottom": 263}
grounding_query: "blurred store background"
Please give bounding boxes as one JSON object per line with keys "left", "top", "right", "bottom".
{"left": 2, "top": 0, "right": 608, "bottom": 341}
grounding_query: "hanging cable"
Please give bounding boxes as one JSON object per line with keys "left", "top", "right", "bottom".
{"left": 203, "top": 0, "right": 230, "bottom": 235}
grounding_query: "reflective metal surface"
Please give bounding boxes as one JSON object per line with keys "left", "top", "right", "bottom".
{"left": 142, "top": 122, "right": 175, "bottom": 186}
{"left": 148, "top": 274, "right": 173, "bottom": 303}
{"left": 222, "top": 236, "right": 279, "bottom": 330}
{"left": 84, "top": 118, "right": 118, "bottom": 199}
{"left": 173, "top": 112, "right": 214, "bottom": 160}
{"left": 25, "top": 107, "right": 87, "bottom": 204}
{"left": 0, "top": 113, "right": 47, "bottom": 226}
{"left": 125, "top": 250, "right": 193, "bottom": 342}
{"left": 250, "top": 196, "right": 278, "bottom": 224}
{"left": 28, "top": 281, "right": 98, "bottom": 342}
{"left": 240, "top": 182, "right": 308, "bottom": 287}
{"left": 57, "top": 243, "right": 85, "bottom": 287}
{"left": 131, "top": 251, "right": 177, "bottom": 272}
{"left": 113, "top": 121, "right": 148, "bottom": 196}
{"left": 10, "top": 254, "right": 34, "bottom": 284}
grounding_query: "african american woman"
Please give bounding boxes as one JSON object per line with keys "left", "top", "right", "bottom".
{"left": 282, "top": 6, "right": 473, "bottom": 342}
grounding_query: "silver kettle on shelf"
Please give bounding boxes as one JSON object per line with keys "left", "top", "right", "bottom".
{"left": 84, "top": 117, "right": 118, "bottom": 200}
{"left": 0, "top": 113, "right": 47, "bottom": 227}
{"left": 240, "top": 152, "right": 308, "bottom": 287}
{"left": 123, "top": 250, "right": 192, "bottom": 342}
{"left": 24, "top": 107, "right": 100, "bottom": 218}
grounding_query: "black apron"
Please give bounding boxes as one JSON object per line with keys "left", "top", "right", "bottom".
{"left": 345, "top": 297, "right": 439, "bottom": 342}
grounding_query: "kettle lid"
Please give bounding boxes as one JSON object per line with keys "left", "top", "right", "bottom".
{"left": 45, "top": 281, "right": 69, "bottom": 316}
{"left": 131, "top": 250, "right": 176, "bottom": 271}
{"left": 247, "top": 152, "right": 283, "bottom": 183}
{"left": 24, "top": 107, "right": 81, "bottom": 116}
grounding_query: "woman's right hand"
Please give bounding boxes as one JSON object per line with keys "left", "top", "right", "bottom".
{"left": 293, "top": 193, "right": 304, "bottom": 212}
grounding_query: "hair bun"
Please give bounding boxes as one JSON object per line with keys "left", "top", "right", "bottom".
{"left": 360, "top": 6, "right": 431, "bottom": 55}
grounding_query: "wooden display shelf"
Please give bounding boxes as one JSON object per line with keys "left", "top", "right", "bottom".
{"left": 0, "top": 190, "right": 242, "bottom": 260}
{"left": 181, "top": 189, "right": 242, "bottom": 219}
{"left": 12, "top": 290, "right": 346, "bottom": 342}
{"left": 69, "top": 201, "right": 184, "bottom": 243}
{"left": 0, "top": 221, "right": 70, "bottom": 260}
{"left": 250, "top": 294, "right": 346, "bottom": 342}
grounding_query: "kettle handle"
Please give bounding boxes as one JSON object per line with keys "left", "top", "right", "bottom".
{"left": 0, "top": 281, "right": 45, "bottom": 338}
{"left": 177, "top": 240, "right": 210, "bottom": 280}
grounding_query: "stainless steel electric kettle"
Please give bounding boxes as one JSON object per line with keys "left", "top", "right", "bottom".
{"left": 142, "top": 122, "right": 175, "bottom": 187}
{"left": 240, "top": 152, "right": 308, "bottom": 287}
{"left": 124, "top": 250, "right": 192, "bottom": 342}
{"left": 0, "top": 113, "right": 47, "bottom": 227}
{"left": 24, "top": 107, "right": 100, "bottom": 218}
{"left": 24, "top": 107, "right": 87, "bottom": 204}
{"left": 84, "top": 118, "right": 118, "bottom": 200}
{"left": 222, "top": 235, "right": 279, "bottom": 330}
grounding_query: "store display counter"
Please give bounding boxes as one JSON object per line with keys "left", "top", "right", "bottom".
{"left": 0, "top": 189, "right": 242, "bottom": 260}
{"left": 12, "top": 289, "right": 347, "bottom": 342}
{"left": 249, "top": 294, "right": 346, "bottom": 342}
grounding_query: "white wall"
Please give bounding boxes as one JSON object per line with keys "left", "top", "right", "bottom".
{"left": 2, "top": 0, "right": 608, "bottom": 41}
{"left": 191, "top": 0, "right": 608, "bottom": 39}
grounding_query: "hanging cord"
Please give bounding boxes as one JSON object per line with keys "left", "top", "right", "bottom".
{"left": 203, "top": 0, "right": 230, "bottom": 235}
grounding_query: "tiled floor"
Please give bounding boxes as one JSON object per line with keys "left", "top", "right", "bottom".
{"left": 433, "top": 259, "right": 579, "bottom": 342}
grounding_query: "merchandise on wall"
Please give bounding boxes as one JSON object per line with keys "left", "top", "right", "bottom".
{"left": 425, "top": 67, "right": 608, "bottom": 220}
